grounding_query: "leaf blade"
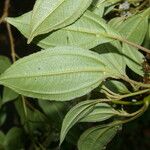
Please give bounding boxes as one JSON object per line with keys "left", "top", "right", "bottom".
{"left": 78, "top": 125, "right": 120, "bottom": 150}
{"left": 28, "top": 0, "right": 93, "bottom": 42}
{"left": 0, "top": 46, "right": 113, "bottom": 101}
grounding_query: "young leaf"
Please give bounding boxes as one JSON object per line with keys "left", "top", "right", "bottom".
{"left": 28, "top": 0, "right": 93, "bottom": 43}
{"left": 90, "top": 0, "right": 120, "bottom": 17}
{"left": 80, "top": 103, "right": 119, "bottom": 122}
{"left": 78, "top": 125, "right": 121, "bottom": 150}
{"left": 60, "top": 100, "right": 97, "bottom": 145}
{"left": 6, "top": 11, "right": 119, "bottom": 49}
{"left": 0, "top": 46, "right": 115, "bottom": 101}
{"left": 102, "top": 80, "right": 130, "bottom": 94}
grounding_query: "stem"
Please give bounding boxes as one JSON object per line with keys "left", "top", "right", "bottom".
{"left": 98, "top": 98, "right": 149, "bottom": 129}
{"left": 120, "top": 89, "right": 150, "bottom": 99}
{"left": 111, "top": 35, "right": 150, "bottom": 54}
{"left": 111, "top": 99, "right": 144, "bottom": 106}
{"left": 6, "top": 23, "right": 16, "bottom": 62}
{"left": 21, "top": 96, "right": 28, "bottom": 120}
{"left": 0, "top": 0, "right": 9, "bottom": 24}
{"left": 122, "top": 75, "right": 150, "bottom": 88}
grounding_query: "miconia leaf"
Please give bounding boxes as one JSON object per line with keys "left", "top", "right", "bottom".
{"left": 109, "top": 9, "right": 150, "bottom": 76}
{"left": 80, "top": 103, "right": 119, "bottom": 122}
{"left": 102, "top": 80, "right": 130, "bottom": 94}
{"left": 28, "top": 0, "right": 93, "bottom": 43}
{"left": 93, "top": 41, "right": 126, "bottom": 75}
{"left": 60, "top": 100, "right": 97, "bottom": 145}
{"left": 78, "top": 125, "right": 121, "bottom": 150}
{"left": 90, "top": 0, "right": 120, "bottom": 17}
{"left": 0, "top": 46, "right": 115, "bottom": 101}
{"left": 6, "top": 11, "right": 119, "bottom": 49}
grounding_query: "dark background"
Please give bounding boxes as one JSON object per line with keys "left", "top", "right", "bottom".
{"left": 0, "top": 0, "right": 150, "bottom": 150}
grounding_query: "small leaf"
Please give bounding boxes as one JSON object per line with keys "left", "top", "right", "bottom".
{"left": 102, "top": 80, "right": 130, "bottom": 94}
{"left": 0, "top": 46, "right": 117, "bottom": 101}
{"left": 28, "top": 0, "right": 93, "bottom": 42}
{"left": 0, "top": 55, "right": 11, "bottom": 74}
{"left": 4, "top": 127, "right": 24, "bottom": 150}
{"left": 0, "top": 56, "right": 19, "bottom": 105}
{"left": 90, "top": 0, "right": 120, "bottom": 17}
{"left": 78, "top": 125, "right": 121, "bottom": 150}
{"left": 2, "top": 87, "right": 18, "bottom": 104}
{"left": 6, "top": 11, "right": 120, "bottom": 49}
{"left": 60, "top": 100, "right": 97, "bottom": 145}
{"left": 80, "top": 103, "right": 119, "bottom": 122}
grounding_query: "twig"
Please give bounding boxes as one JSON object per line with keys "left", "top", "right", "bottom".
{"left": 0, "top": 0, "right": 10, "bottom": 24}
{"left": 6, "top": 23, "right": 16, "bottom": 62}
{"left": 0, "top": 0, "right": 17, "bottom": 62}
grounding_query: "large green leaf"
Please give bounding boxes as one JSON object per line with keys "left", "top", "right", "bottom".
{"left": 6, "top": 11, "right": 119, "bottom": 49}
{"left": 78, "top": 125, "right": 120, "bottom": 150}
{"left": 28, "top": 0, "right": 93, "bottom": 42}
{"left": 60, "top": 100, "right": 97, "bottom": 145}
{"left": 0, "top": 46, "right": 118, "bottom": 101}
{"left": 80, "top": 103, "right": 119, "bottom": 122}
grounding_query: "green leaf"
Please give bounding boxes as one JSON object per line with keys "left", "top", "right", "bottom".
{"left": 0, "top": 131, "right": 5, "bottom": 149}
{"left": 6, "top": 11, "right": 119, "bottom": 49}
{"left": 2, "top": 87, "right": 18, "bottom": 104}
{"left": 0, "top": 46, "right": 118, "bottom": 101}
{"left": 102, "top": 80, "right": 130, "bottom": 94}
{"left": 28, "top": 0, "right": 93, "bottom": 43}
{"left": 60, "top": 100, "right": 97, "bottom": 145}
{"left": 4, "top": 127, "right": 24, "bottom": 150}
{"left": 93, "top": 41, "right": 126, "bottom": 75}
{"left": 90, "top": 0, "right": 120, "bottom": 17}
{"left": 80, "top": 103, "right": 119, "bottom": 122}
{"left": 0, "top": 56, "right": 11, "bottom": 74}
{"left": 109, "top": 9, "right": 150, "bottom": 75}
{"left": 0, "top": 56, "right": 19, "bottom": 105}
{"left": 39, "top": 100, "right": 66, "bottom": 127}
{"left": 78, "top": 125, "right": 121, "bottom": 150}
{"left": 15, "top": 97, "right": 47, "bottom": 131}
{"left": 0, "top": 107, "right": 7, "bottom": 127}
